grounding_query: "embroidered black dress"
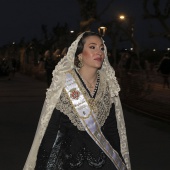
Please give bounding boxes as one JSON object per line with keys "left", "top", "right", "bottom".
{"left": 35, "top": 70, "right": 123, "bottom": 170}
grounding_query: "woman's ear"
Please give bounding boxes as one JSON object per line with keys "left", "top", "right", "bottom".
{"left": 78, "top": 54, "right": 82, "bottom": 61}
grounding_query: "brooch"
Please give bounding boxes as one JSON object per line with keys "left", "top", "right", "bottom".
{"left": 70, "top": 88, "right": 80, "bottom": 100}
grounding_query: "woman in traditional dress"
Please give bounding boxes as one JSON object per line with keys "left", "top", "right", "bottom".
{"left": 23, "top": 31, "right": 131, "bottom": 170}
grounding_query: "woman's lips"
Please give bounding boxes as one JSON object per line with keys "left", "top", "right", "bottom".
{"left": 94, "top": 58, "right": 102, "bottom": 62}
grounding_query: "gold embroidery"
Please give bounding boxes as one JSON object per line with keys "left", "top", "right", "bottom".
{"left": 55, "top": 70, "right": 112, "bottom": 131}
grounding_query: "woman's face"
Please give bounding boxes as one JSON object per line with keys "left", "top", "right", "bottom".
{"left": 79, "top": 35, "right": 105, "bottom": 70}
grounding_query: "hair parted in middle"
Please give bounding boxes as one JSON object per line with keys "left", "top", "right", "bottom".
{"left": 74, "top": 31, "right": 102, "bottom": 68}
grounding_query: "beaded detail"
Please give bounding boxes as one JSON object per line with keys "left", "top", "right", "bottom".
{"left": 55, "top": 70, "right": 112, "bottom": 131}
{"left": 35, "top": 144, "right": 50, "bottom": 170}
{"left": 46, "top": 132, "right": 106, "bottom": 170}
{"left": 75, "top": 68, "right": 100, "bottom": 97}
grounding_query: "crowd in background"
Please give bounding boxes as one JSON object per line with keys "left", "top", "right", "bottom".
{"left": 0, "top": 39, "right": 170, "bottom": 89}
{"left": 0, "top": 56, "right": 20, "bottom": 80}
{"left": 0, "top": 40, "right": 68, "bottom": 86}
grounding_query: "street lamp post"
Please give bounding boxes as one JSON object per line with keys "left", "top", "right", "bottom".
{"left": 119, "top": 14, "right": 134, "bottom": 50}
{"left": 119, "top": 14, "right": 141, "bottom": 61}
{"left": 98, "top": 26, "right": 107, "bottom": 37}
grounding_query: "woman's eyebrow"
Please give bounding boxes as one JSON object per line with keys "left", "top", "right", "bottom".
{"left": 88, "top": 43, "right": 104, "bottom": 46}
{"left": 88, "top": 43, "right": 96, "bottom": 45}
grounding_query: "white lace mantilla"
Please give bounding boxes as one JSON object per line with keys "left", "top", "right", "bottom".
{"left": 23, "top": 32, "right": 131, "bottom": 170}
{"left": 55, "top": 70, "right": 112, "bottom": 131}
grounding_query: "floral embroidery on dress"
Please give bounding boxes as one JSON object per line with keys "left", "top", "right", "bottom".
{"left": 69, "top": 88, "right": 80, "bottom": 100}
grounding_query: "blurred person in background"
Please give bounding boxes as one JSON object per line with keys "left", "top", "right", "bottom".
{"left": 44, "top": 50, "right": 56, "bottom": 87}
{"left": 157, "top": 53, "right": 170, "bottom": 88}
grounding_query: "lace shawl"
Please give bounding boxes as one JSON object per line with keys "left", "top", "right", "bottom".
{"left": 23, "top": 32, "right": 131, "bottom": 170}
{"left": 55, "top": 69, "right": 112, "bottom": 131}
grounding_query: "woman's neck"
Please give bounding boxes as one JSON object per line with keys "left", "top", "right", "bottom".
{"left": 78, "top": 67, "right": 98, "bottom": 84}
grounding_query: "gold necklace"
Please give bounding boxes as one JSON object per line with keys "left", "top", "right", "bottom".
{"left": 76, "top": 69, "right": 97, "bottom": 90}
{"left": 84, "top": 78, "right": 96, "bottom": 89}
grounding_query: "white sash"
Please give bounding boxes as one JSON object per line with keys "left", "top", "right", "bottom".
{"left": 64, "top": 72, "right": 127, "bottom": 170}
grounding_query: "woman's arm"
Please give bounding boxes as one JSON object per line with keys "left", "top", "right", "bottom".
{"left": 35, "top": 109, "right": 62, "bottom": 169}
{"left": 102, "top": 103, "right": 121, "bottom": 156}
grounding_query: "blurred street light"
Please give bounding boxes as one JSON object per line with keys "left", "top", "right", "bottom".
{"left": 118, "top": 14, "right": 135, "bottom": 49}
{"left": 119, "top": 14, "right": 134, "bottom": 38}
{"left": 119, "top": 15, "right": 125, "bottom": 20}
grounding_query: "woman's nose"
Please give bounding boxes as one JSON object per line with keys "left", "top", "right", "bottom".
{"left": 96, "top": 48, "right": 103, "bottom": 55}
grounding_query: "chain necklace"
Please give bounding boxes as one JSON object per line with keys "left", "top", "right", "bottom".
{"left": 76, "top": 68, "right": 100, "bottom": 96}
{"left": 84, "top": 78, "right": 97, "bottom": 89}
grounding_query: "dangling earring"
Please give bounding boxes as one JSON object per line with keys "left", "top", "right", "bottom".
{"left": 78, "top": 56, "right": 83, "bottom": 68}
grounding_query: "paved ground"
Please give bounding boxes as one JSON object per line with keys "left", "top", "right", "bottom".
{"left": 0, "top": 73, "right": 170, "bottom": 170}
{"left": 119, "top": 72, "right": 170, "bottom": 122}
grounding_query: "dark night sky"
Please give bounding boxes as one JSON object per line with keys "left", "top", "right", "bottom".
{"left": 0, "top": 0, "right": 169, "bottom": 50}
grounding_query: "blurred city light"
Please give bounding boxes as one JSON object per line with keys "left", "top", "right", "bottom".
{"left": 119, "top": 15, "right": 125, "bottom": 20}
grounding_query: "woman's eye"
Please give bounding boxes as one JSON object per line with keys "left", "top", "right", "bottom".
{"left": 89, "top": 46, "right": 95, "bottom": 49}
{"left": 101, "top": 47, "right": 104, "bottom": 51}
